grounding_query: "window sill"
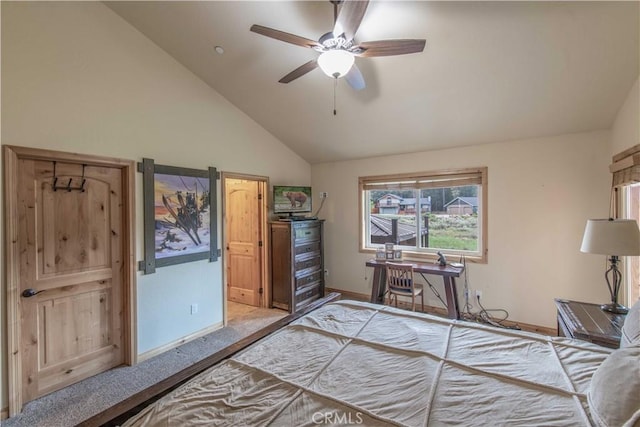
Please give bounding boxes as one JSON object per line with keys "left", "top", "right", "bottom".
{"left": 359, "top": 247, "right": 487, "bottom": 264}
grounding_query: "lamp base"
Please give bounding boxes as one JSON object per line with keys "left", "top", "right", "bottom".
{"left": 600, "top": 303, "right": 629, "bottom": 314}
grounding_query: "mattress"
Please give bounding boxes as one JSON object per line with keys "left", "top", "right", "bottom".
{"left": 124, "top": 300, "right": 611, "bottom": 426}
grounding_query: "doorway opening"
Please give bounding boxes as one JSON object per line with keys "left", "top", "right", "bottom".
{"left": 222, "top": 173, "right": 271, "bottom": 323}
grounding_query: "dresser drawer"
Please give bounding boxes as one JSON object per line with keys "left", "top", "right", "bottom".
{"left": 295, "top": 240, "right": 321, "bottom": 256}
{"left": 293, "top": 224, "right": 320, "bottom": 242}
{"left": 294, "top": 254, "right": 322, "bottom": 273}
{"left": 295, "top": 284, "right": 321, "bottom": 306}
{"left": 296, "top": 270, "right": 322, "bottom": 290}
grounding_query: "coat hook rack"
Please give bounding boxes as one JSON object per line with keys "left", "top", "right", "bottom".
{"left": 52, "top": 161, "right": 86, "bottom": 192}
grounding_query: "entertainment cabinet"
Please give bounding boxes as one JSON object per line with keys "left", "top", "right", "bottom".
{"left": 270, "top": 219, "right": 325, "bottom": 313}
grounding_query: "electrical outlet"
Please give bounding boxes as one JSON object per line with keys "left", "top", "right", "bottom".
{"left": 324, "top": 269, "right": 329, "bottom": 276}
{"left": 320, "top": 192, "right": 328, "bottom": 198}
{"left": 190, "top": 303, "right": 198, "bottom": 315}
{"left": 475, "top": 290, "right": 483, "bottom": 301}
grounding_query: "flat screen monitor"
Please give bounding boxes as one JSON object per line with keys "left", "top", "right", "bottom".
{"left": 273, "top": 185, "right": 312, "bottom": 216}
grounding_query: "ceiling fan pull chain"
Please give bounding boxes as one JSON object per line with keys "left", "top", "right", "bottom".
{"left": 333, "top": 77, "right": 337, "bottom": 116}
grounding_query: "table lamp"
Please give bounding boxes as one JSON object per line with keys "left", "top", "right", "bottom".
{"left": 580, "top": 218, "right": 640, "bottom": 314}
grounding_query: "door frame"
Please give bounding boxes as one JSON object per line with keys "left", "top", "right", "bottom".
{"left": 221, "top": 172, "right": 269, "bottom": 324}
{"left": 3, "top": 145, "right": 137, "bottom": 416}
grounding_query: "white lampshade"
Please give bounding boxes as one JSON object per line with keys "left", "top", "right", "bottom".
{"left": 580, "top": 219, "right": 640, "bottom": 256}
{"left": 317, "top": 50, "right": 354, "bottom": 78}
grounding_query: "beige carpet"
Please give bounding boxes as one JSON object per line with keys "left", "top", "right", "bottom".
{"left": 3, "top": 301, "right": 288, "bottom": 427}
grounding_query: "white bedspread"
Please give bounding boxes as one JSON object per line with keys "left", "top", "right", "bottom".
{"left": 125, "top": 300, "right": 611, "bottom": 426}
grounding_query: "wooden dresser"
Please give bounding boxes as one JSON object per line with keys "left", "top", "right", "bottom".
{"left": 270, "top": 219, "right": 325, "bottom": 312}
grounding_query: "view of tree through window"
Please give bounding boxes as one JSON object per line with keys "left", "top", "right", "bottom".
{"left": 360, "top": 168, "right": 486, "bottom": 260}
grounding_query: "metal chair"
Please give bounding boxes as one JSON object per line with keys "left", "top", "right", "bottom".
{"left": 385, "top": 262, "right": 424, "bottom": 312}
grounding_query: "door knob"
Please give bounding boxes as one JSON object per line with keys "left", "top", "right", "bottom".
{"left": 21, "top": 288, "right": 44, "bottom": 298}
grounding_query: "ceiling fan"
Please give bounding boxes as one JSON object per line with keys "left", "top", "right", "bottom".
{"left": 250, "top": 0, "right": 426, "bottom": 91}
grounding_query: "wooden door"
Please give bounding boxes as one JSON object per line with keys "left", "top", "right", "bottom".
{"left": 225, "top": 178, "right": 262, "bottom": 306}
{"left": 17, "top": 159, "right": 125, "bottom": 402}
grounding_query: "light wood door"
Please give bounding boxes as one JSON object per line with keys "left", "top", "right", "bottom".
{"left": 225, "top": 178, "right": 262, "bottom": 306}
{"left": 17, "top": 160, "right": 124, "bottom": 402}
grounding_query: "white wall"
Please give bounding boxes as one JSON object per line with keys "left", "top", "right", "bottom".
{"left": 0, "top": 1, "right": 310, "bottom": 410}
{"left": 611, "top": 76, "right": 639, "bottom": 156}
{"left": 312, "top": 131, "right": 612, "bottom": 328}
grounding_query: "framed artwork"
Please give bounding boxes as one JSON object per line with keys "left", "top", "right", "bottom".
{"left": 138, "top": 158, "right": 218, "bottom": 274}
{"left": 375, "top": 249, "right": 386, "bottom": 261}
{"left": 393, "top": 249, "right": 403, "bottom": 260}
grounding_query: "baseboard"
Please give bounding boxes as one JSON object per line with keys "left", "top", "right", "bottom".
{"left": 325, "top": 287, "right": 555, "bottom": 336}
{"left": 138, "top": 322, "right": 224, "bottom": 363}
{"left": 326, "top": 287, "right": 369, "bottom": 302}
{"left": 1, "top": 407, "right": 8, "bottom": 420}
{"left": 326, "top": 287, "right": 449, "bottom": 316}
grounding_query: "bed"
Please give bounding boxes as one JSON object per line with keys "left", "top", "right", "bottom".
{"left": 123, "top": 299, "right": 640, "bottom": 427}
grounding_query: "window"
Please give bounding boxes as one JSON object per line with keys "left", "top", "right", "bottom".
{"left": 359, "top": 167, "right": 487, "bottom": 262}
{"left": 611, "top": 145, "right": 640, "bottom": 304}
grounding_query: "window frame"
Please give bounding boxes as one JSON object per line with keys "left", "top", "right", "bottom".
{"left": 358, "top": 167, "right": 488, "bottom": 263}
{"left": 611, "top": 144, "right": 640, "bottom": 305}
{"left": 623, "top": 184, "right": 640, "bottom": 304}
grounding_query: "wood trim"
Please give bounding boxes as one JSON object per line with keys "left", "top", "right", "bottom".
{"left": 325, "top": 287, "right": 556, "bottom": 336}
{"left": 137, "top": 322, "right": 224, "bottom": 363}
{"left": 260, "top": 179, "right": 270, "bottom": 308}
{"left": 78, "top": 292, "right": 341, "bottom": 427}
{"left": 4, "top": 146, "right": 22, "bottom": 416}
{"left": 480, "top": 166, "right": 489, "bottom": 262}
{"left": 325, "top": 287, "right": 368, "bottom": 302}
{"left": 123, "top": 156, "right": 137, "bottom": 366}
{"left": 3, "top": 145, "right": 137, "bottom": 415}
{"left": 2, "top": 145, "right": 134, "bottom": 168}
{"left": 1, "top": 408, "right": 8, "bottom": 420}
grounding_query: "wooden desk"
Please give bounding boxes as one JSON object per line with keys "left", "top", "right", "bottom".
{"left": 366, "top": 259, "right": 464, "bottom": 319}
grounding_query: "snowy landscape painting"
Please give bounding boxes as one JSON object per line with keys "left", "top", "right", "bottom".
{"left": 139, "top": 158, "right": 217, "bottom": 274}
{"left": 154, "top": 172, "right": 211, "bottom": 259}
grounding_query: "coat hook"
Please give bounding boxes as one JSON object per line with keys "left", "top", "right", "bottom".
{"left": 51, "top": 161, "right": 87, "bottom": 193}
{"left": 52, "top": 161, "right": 58, "bottom": 191}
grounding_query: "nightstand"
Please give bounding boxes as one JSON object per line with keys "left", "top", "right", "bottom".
{"left": 554, "top": 299, "right": 626, "bottom": 349}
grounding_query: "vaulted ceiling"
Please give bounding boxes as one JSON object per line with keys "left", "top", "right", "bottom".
{"left": 106, "top": 1, "right": 639, "bottom": 164}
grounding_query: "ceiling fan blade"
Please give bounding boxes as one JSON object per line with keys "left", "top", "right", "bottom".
{"left": 250, "top": 24, "right": 321, "bottom": 49}
{"left": 333, "top": 0, "right": 369, "bottom": 41}
{"left": 356, "top": 39, "right": 426, "bottom": 57}
{"left": 345, "top": 64, "right": 365, "bottom": 91}
{"left": 279, "top": 60, "right": 319, "bottom": 83}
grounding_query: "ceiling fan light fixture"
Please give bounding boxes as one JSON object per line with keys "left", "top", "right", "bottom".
{"left": 317, "top": 49, "right": 354, "bottom": 78}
